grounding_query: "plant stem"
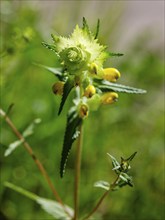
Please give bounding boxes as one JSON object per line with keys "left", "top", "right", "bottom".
{"left": 83, "top": 190, "right": 109, "bottom": 220}
{"left": 0, "top": 108, "right": 70, "bottom": 215}
{"left": 82, "top": 174, "right": 120, "bottom": 220}
{"left": 73, "top": 124, "right": 83, "bottom": 220}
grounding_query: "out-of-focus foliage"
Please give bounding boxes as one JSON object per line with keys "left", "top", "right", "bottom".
{"left": 0, "top": 1, "right": 164, "bottom": 220}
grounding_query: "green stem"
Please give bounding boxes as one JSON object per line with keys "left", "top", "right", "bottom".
{"left": 82, "top": 190, "right": 109, "bottom": 220}
{"left": 83, "top": 174, "right": 120, "bottom": 220}
{"left": 73, "top": 124, "right": 83, "bottom": 220}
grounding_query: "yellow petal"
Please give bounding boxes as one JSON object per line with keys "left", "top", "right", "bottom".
{"left": 103, "top": 68, "right": 120, "bottom": 82}
{"left": 101, "top": 92, "right": 118, "bottom": 105}
{"left": 84, "top": 85, "right": 96, "bottom": 98}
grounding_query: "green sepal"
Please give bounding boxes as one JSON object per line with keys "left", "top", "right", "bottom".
{"left": 94, "top": 79, "right": 147, "bottom": 94}
{"left": 58, "top": 77, "right": 75, "bottom": 115}
{"left": 33, "top": 63, "right": 66, "bottom": 81}
{"left": 60, "top": 109, "right": 82, "bottom": 177}
{"left": 42, "top": 42, "right": 56, "bottom": 52}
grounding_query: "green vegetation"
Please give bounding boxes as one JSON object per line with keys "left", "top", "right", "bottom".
{"left": 0, "top": 1, "right": 164, "bottom": 220}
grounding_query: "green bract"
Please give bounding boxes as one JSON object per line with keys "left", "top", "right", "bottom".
{"left": 51, "top": 24, "right": 108, "bottom": 75}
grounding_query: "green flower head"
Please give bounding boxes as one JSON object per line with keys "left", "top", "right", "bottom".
{"left": 51, "top": 19, "right": 108, "bottom": 76}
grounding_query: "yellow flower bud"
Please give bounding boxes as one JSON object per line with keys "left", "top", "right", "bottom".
{"left": 89, "top": 63, "right": 98, "bottom": 75}
{"left": 101, "top": 92, "right": 118, "bottom": 105}
{"left": 79, "top": 104, "right": 89, "bottom": 118}
{"left": 52, "top": 81, "right": 64, "bottom": 95}
{"left": 84, "top": 85, "right": 96, "bottom": 98}
{"left": 103, "top": 68, "right": 120, "bottom": 82}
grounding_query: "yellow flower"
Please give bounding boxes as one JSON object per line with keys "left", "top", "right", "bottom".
{"left": 101, "top": 92, "right": 118, "bottom": 105}
{"left": 103, "top": 68, "right": 120, "bottom": 82}
{"left": 84, "top": 85, "right": 96, "bottom": 98}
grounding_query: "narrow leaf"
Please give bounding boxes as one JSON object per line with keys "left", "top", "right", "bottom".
{"left": 82, "top": 17, "right": 91, "bottom": 36}
{"left": 4, "top": 118, "right": 41, "bottom": 157}
{"left": 94, "top": 181, "right": 110, "bottom": 191}
{"left": 95, "top": 19, "right": 100, "bottom": 39}
{"left": 119, "top": 173, "right": 133, "bottom": 187}
{"left": 4, "top": 140, "right": 24, "bottom": 157}
{"left": 6, "top": 103, "right": 14, "bottom": 116}
{"left": 60, "top": 111, "right": 82, "bottom": 177}
{"left": 37, "top": 198, "right": 73, "bottom": 219}
{"left": 23, "top": 118, "right": 41, "bottom": 138}
{"left": 108, "top": 52, "right": 124, "bottom": 57}
{"left": 58, "top": 77, "right": 75, "bottom": 115}
{"left": 4, "top": 182, "right": 73, "bottom": 219}
{"left": 33, "top": 63, "right": 65, "bottom": 80}
{"left": 126, "top": 151, "right": 137, "bottom": 162}
{"left": 107, "top": 153, "right": 120, "bottom": 171}
{"left": 42, "top": 42, "right": 56, "bottom": 52}
{"left": 95, "top": 80, "right": 147, "bottom": 94}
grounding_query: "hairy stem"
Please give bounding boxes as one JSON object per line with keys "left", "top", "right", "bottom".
{"left": 73, "top": 124, "right": 83, "bottom": 220}
{"left": 0, "top": 108, "right": 71, "bottom": 216}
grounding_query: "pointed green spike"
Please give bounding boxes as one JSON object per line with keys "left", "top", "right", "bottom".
{"left": 95, "top": 19, "right": 100, "bottom": 39}
{"left": 108, "top": 52, "right": 124, "bottom": 57}
{"left": 126, "top": 152, "right": 137, "bottom": 162}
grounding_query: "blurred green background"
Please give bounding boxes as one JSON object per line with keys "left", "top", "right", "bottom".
{"left": 0, "top": 1, "right": 164, "bottom": 220}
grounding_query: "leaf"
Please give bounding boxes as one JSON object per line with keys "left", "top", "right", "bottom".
{"left": 108, "top": 52, "right": 124, "bottom": 57}
{"left": 107, "top": 153, "right": 120, "bottom": 172}
{"left": 4, "top": 118, "right": 41, "bottom": 157}
{"left": 4, "top": 140, "right": 24, "bottom": 157}
{"left": 82, "top": 17, "right": 91, "bottom": 36}
{"left": 58, "top": 77, "right": 75, "bottom": 115}
{"left": 95, "top": 79, "right": 147, "bottom": 94}
{"left": 4, "top": 182, "right": 73, "bottom": 219}
{"left": 6, "top": 103, "right": 14, "bottom": 116}
{"left": 23, "top": 118, "right": 41, "bottom": 137}
{"left": 42, "top": 42, "right": 56, "bottom": 52}
{"left": 37, "top": 198, "right": 73, "bottom": 219}
{"left": 119, "top": 173, "right": 133, "bottom": 187}
{"left": 60, "top": 109, "right": 82, "bottom": 177}
{"left": 126, "top": 151, "right": 137, "bottom": 162}
{"left": 94, "top": 19, "right": 100, "bottom": 39}
{"left": 94, "top": 181, "right": 110, "bottom": 191}
{"left": 33, "top": 63, "right": 65, "bottom": 81}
